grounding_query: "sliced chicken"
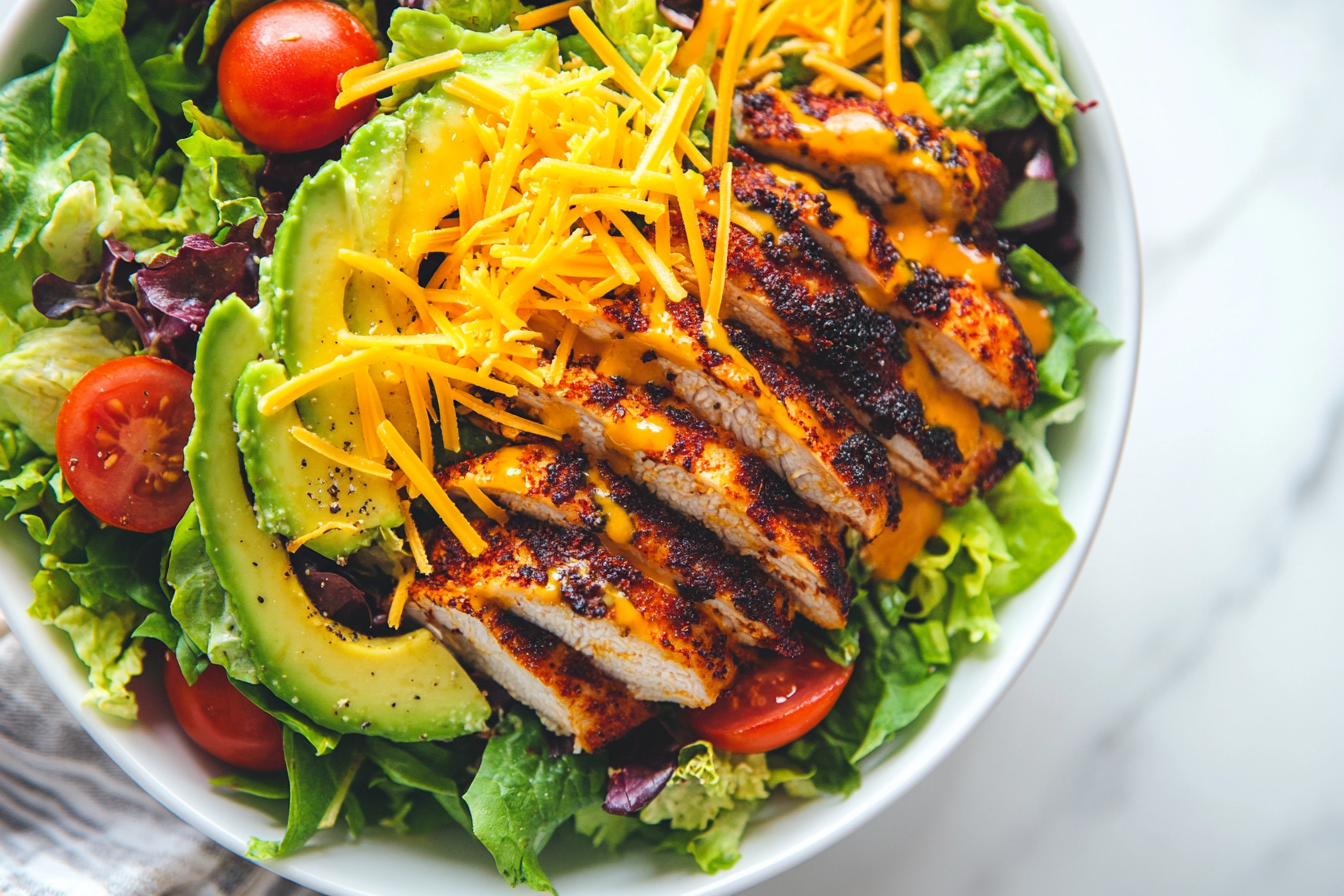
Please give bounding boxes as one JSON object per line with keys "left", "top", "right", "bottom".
{"left": 405, "top": 599, "right": 654, "bottom": 752}
{"left": 439, "top": 443, "right": 801, "bottom": 654}
{"left": 725, "top": 157, "right": 1038, "bottom": 409}
{"left": 584, "top": 286, "right": 897, "bottom": 538}
{"left": 414, "top": 519, "right": 735, "bottom": 707}
{"left": 667, "top": 202, "right": 1005, "bottom": 505}
{"left": 514, "top": 361, "right": 853, "bottom": 628}
{"left": 733, "top": 88, "right": 1008, "bottom": 224}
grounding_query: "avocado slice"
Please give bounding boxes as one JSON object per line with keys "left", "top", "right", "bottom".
{"left": 186, "top": 297, "right": 489, "bottom": 741}
{"left": 267, "top": 160, "right": 403, "bottom": 549}
{"left": 234, "top": 359, "right": 386, "bottom": 559}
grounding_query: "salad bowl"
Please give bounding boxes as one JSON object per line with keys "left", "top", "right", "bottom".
{"left": 0, "top": 0, "right": 1140, "bottom": 892}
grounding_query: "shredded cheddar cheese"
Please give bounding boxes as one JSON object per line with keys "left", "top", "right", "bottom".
{"left": 286, "top": 521, "right": 363, "bottom": 553}
{"left": 335, "top": 49, "right": 463, "bottom": 109}
{"left": 378, "top": 421, "right": 486, "bottom": 557}
{"left": 401, "top": 500, "right": 433, "bottom": 575}
{"left": 514, "top": 0, "right": 582, "bottom": 29}
{"left": 388, "top": 567, "right": 415, "bottom": 629}
{"left": 288, "top": 425, "right": 394, "bottom": 479}
{"left": 304, "top": 2, "right": 921, "bottom": 560}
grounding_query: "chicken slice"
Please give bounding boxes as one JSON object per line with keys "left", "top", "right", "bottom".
{"left": 733, "top": 88, "right": 1008, "bottom": 223}
{"left": 514, "top": 361, "right": 854, "bottom": 628}
{"left": 667, "top": 203, "right": 1006, "bottom": 505}
{"left": 413, "top": 519, "right": 735, "bottom": 707}
{"left": 584, "top": 286, "right": 897, "bottom": 538}
{"left": 405, "top": 598, "right": 653, "bottom": 752}
{"left": 440, "top": 443, "right": 801, "bottom": 655}
{"left": 726, "top": 157, "right": 1037, "bottom": 409}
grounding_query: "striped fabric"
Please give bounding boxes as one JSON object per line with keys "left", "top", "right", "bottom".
{"left": 0, "top": 635, "right": 313, "bottom": 896}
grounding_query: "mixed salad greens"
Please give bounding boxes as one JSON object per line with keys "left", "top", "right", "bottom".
{"left": 1, "top": 0, "right": 1118, "bottom": 888}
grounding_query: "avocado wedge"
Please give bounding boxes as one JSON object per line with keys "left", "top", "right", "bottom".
{"left": 186, "top": 297, "right": 489, "bottom": 741}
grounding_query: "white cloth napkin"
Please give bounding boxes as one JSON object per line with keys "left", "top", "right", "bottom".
{"left": 0, "top": 634, "right": 315, "bottom": 896}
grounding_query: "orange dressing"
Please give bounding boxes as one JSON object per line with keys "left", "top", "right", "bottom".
{"left": 861, "top": 478, "right": 943, "bottom": 579}
{"left": 882, "top": 200, "right": 1002, "bottom": 291}
{"left": 1000, "top": 295, "right": 1054, "bottom": 355}
{"left": 882, "top": 81, "right": 942, "bottom": 124}
{"left": 900, "top": 330, "right": 983, "bottom": 459}
{"left": 774, "top": 91, "right": 983, "bottom": 225}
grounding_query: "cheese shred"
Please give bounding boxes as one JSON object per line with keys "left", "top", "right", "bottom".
{"left": 288, "top": 425, "right": 394, "bottom": 479}
{"left": 377, "top": 421, "right": 487, "bottom": 557}
{"left": 335, "top": 49, "right": 464, "bottom": 109}
{"left": 286, "top": 522, "right": 363, "bottom": 553}
{"left": 705, "top": 162, "right": 733, "bottom": 318}
{"left": 401, "top": 500, "right": 433, "bottom": 575}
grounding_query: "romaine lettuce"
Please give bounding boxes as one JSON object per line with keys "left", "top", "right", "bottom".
{"left": 0, "top": 317, "right": 126, "bottom": 453}
{"left": 592, "top": 0, "right": 681, "bottom": 70}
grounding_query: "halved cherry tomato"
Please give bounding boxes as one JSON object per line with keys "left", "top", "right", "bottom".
{"left": 218, "top": 0, "right": 381, "bottom": 153}
{"left": 684, "top": 646, "right": 853, "bottom": 754}
{"left": 55, "top": 355, "right": 194, "bottom": 533}
{"left": 164, "top": 653, "right": 285, "bottom": 772}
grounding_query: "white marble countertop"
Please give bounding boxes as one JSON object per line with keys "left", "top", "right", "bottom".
{"left": 5, "top": 0, "right": 1344, "bottom": 893}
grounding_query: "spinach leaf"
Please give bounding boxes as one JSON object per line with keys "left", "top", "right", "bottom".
{"left": 465, "top": 708, "right": 608, "bottom": 894}
{"left": 976, "top": 0, "right": 1080, "bottom": 164}
{"left": 232, "top": 679, "right": 344, "bottom": 756}
{"left": 210, "top": 771, "right": 289, "bottom": 799}
{"left": 363, "top": 738, "right": 479, "bottom": 832}
{"left": 921, "top": 37, "right": 1038, "bottom": 133}
{"left": 247, "top": 730, "right": 362, "bottom": 859}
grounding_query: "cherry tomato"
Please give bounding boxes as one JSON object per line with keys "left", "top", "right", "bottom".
{"left": 684, "top": 647, "right": 854, "bottom": 754}
{"left": 56, "top": 355, "right": 194, "bottom": 533}
{"left": 164, "top": 653, "right": 285, "bottom": 772}
{"left": 218, "top": 0, "right": 380, "bottom": 153}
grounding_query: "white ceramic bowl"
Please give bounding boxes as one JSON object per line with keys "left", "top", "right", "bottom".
{"left": 0, "top": 2, "right": 1141, "bottom": 892}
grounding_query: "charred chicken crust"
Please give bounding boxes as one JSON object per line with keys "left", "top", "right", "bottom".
{"left": 724, "top": 155, "right": 1038, "bottom": 409}
{"left": 414, "top": 518, "right": 736, "bottom": 707}
{"left": 733, "top": 88, "right": 1009, "bottom": 223}
{"left": 438, "top": 443, "right": 801, "bottom": 654}
{"left": 514, "top": 360, "right": 855, "bottom": 627}
{"left": 591, "top": 287, "right": 898, "bottom": 537}
{"left": 406, "top": 596, "right": 654, "bottom": 752}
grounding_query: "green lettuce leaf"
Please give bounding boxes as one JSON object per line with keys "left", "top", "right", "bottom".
{"left": 1, "top": 458, "right": 71, "bottom": 520}
{"left": 138, "top": 18, "right": 213, "bottom": 117}
{"left": 572, "top": 804, "right": 644, "bottom": 853}
{"left": 464, "top": 708, "right": 607, "bottom": 894}
{"left": 982, "top": 463, "right": 1074, "bottom": 599}
{"left": 1007, "top": 244, "right": 1121, "bottom": 402}
{"left": 248, "top": 730, "right": 363, "bottom": 859}
{"left": 921, "top": 36, "right": 1038, "bottom": 132}
{"left": 176, "top": 101, "right": 266, "bottom": 228}
{"left": 901, "top": 0, "right": 991, "bottom": 74}
{"left": 25, "top": 503, "right": 165, "bottom": 720}
{"left": 362, "top": 738, "right": 478, "bottom": 832}
{"left": 0, "top": 318, "right": 127, "bottom": 453}
{"left": 592, "top": 0, "right": 681, "bottom": 70}
{"left": 166, "top": 503, "right": 259, "bottom": 683}
{"left": 425, "top": 0, "right": 513, "bottom": 31}
{"left": 53, "top": 0, "right": 161, "bottom": 177}
{"left": 975, "top": 0, "right": 1078, "bottom": 163}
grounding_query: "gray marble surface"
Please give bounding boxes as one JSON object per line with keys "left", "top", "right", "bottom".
{"left": 4, "top": 0, "right": 1344, "bottom": 893}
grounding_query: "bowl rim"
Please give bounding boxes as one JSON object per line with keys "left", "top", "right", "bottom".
{"left": 0, "top": 0, "right": 1142, "bottom": 892}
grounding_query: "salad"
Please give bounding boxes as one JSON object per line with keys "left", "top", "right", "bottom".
{"left": 1, "top": 0, "right": 1118, "bottom": 888}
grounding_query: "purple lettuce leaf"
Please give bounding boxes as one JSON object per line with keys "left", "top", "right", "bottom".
{"left": 602, "top": 717, "right": 689, "bottom": 816}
